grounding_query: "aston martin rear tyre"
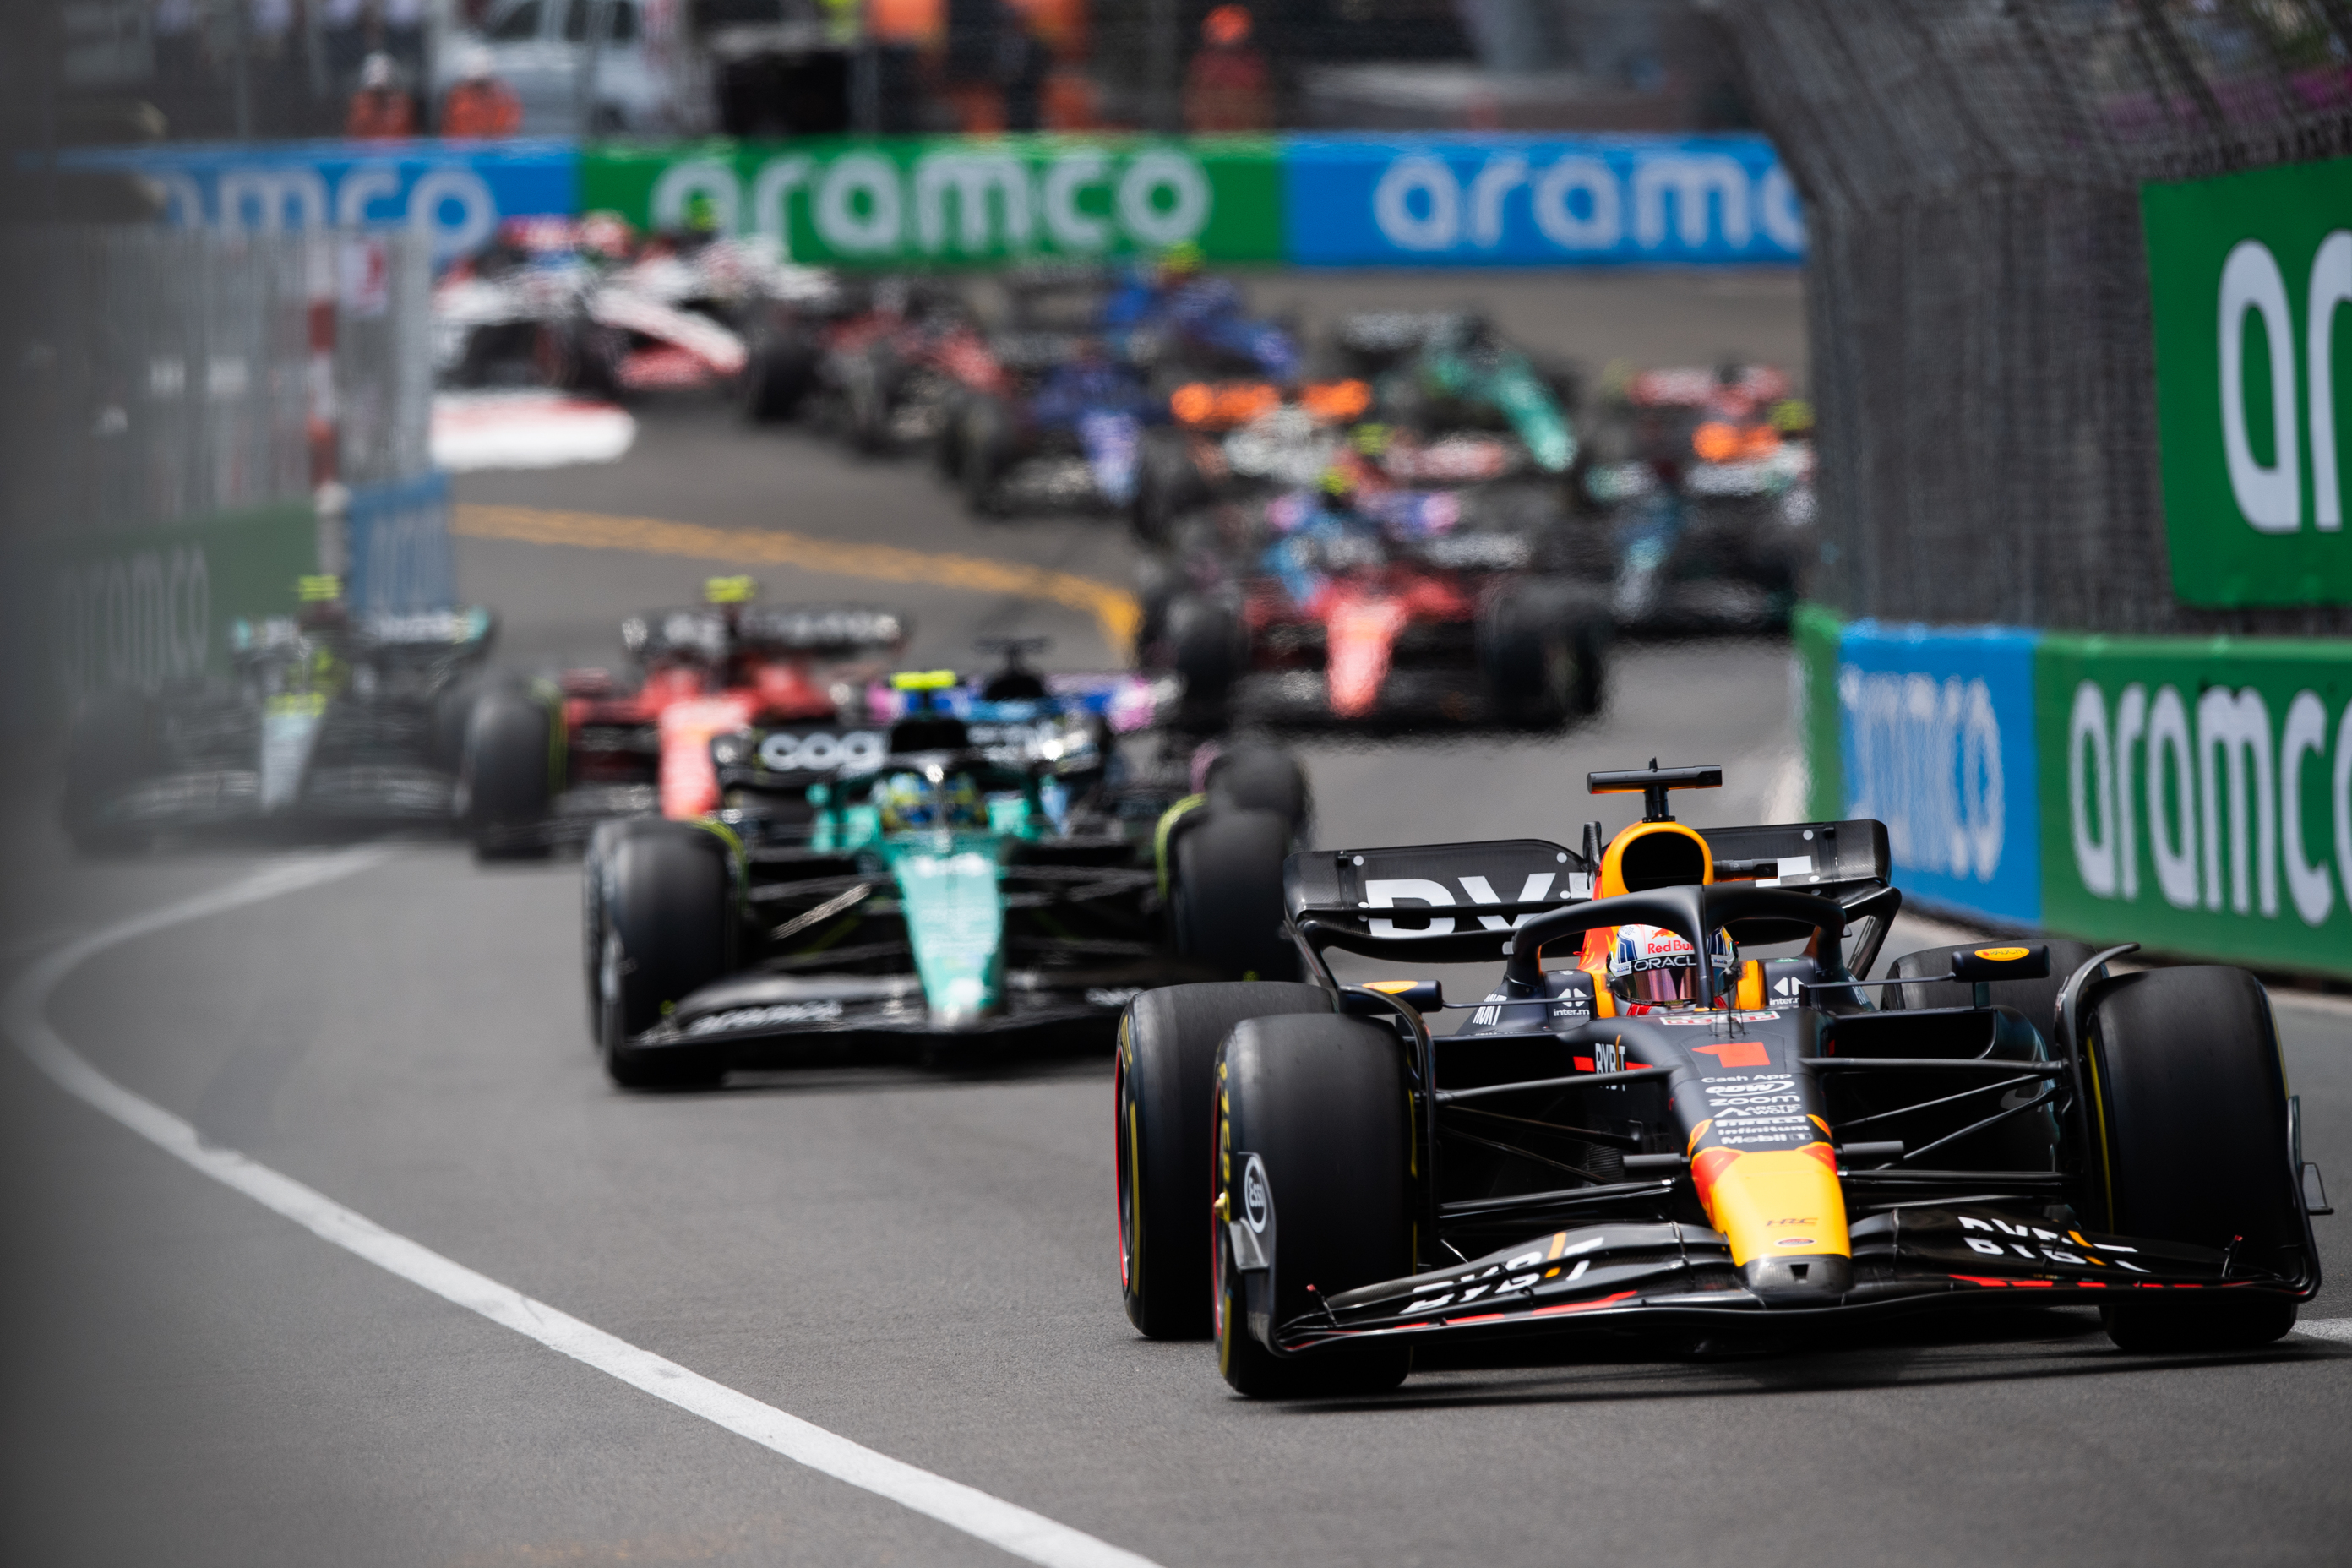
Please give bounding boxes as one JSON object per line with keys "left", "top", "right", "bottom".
{"left": 1116, "top": 983, "right": 1335, "bottom": 1338}
{"left": 597, "top": 821, "right": 733, "bottom": 1090}
{"left": 2082, "top": 966, "right": 2305, "bottom": 1352}
{"left": 1170, "top": 807, "right": 1298, "bottom": 983}
{"left": 1215, "top": 1012, "right": 1414, "bottom": 1397}
{"left": 1206, "top": 746, "right": 1310, "bottom": 836}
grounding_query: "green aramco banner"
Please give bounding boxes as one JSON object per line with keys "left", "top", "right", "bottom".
{"left": 580, "top": 136, "right": 1285, "bottom": 269}
{"left": 2142, "top": 155, "right": 2352, "bottom": 607}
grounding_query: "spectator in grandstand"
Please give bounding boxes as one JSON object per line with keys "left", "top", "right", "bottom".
{"left": 440, "top": 45, "right": 522, "bottom": 137}
{"left": 346, "top": 52, "right": 417, "bottom": 138}
{"left": 1184, "top": 5, "right": 1271, "bottom": 132}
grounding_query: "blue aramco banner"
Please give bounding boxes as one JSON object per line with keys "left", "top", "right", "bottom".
{"left": 63, "top": 139, "right": 577, "bottom": 264}
{"left": 1282, "top": 133, "right": 1805, "bottom": 266}
{"left": 1835, "top": 620, "right": 2044, "bottom": 925}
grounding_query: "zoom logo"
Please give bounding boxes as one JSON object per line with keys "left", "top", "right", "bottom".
{"left": 757, "top": 730, "right": 885, "bottom": 773}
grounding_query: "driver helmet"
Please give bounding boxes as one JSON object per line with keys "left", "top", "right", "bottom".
{"left": 874, "top": 771, "right": 986, "bottom": 832}
{"left": 1609, "top": 923, "right": 1733, "bottom": 1010}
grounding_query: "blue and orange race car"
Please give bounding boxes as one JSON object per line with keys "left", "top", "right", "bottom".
{"left": 1113, "top": 762, "right": 2328, "bottom": 1395}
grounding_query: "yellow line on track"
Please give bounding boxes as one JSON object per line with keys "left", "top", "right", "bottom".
{"left": 453, "top": 503, "right": 1141, "bottom": 656}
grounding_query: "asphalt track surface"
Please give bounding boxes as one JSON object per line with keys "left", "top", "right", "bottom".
{"left": 8, "top": 381, "right": 2351, "bottom": 1563}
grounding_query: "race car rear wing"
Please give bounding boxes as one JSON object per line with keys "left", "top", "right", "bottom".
{"left": 1282, "top": 819, "right": 1891, "bottom": 963}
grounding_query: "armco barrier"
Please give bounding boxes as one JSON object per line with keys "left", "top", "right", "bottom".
{"left": 76, "top": 133, "right": 1802, "bottom": 270}
{"left": 1794, "top": 604, "right": 2352, "bottom": 980}
{"left": 346, "top": 471, "right": 455, "bottom": 615}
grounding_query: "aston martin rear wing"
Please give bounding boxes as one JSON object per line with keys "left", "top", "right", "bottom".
{"left": 1282, "top": 819, "right": 1892, "bottom": 962}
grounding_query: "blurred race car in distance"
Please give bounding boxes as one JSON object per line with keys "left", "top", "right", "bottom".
{"left": 1138, "top": 448, "right": 1608, "bottom": 729}
{"left": 433, "top": 214, "right": 835, "bottom": 400}
{"left": 459, "top": 575, "right": 906, "bottom": 854}
{"left": 62, "top": 578, "right": 493, "bottom": 852}
{"left": 1114, "top": 761, "right": 2328, "bottom": 1396}
{"left": 580, "top": 653, "right": 1313, "bottom": 1086}
{"left": 1579, "top": 362, "right": 1817, "bottom": 633}
{"left": 949, "top": 259, "right": 1301, "bottom": 519}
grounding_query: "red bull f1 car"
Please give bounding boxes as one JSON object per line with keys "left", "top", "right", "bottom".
{"left": 1114, "top": 763, "right": 2328, "bottom": 1395}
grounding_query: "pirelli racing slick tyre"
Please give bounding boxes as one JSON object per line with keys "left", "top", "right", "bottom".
{"left": 1481, "top": 588, "right": 1597, "bottom": 727}
{"left": 1131, "top": 431, "right": 1206, "bottom": 547}
{"left": 740, "top": 326, "right": 818, "bottom": 422}
{"left": 959, "top": 395, "right": 1013, "bottom": 516}
{"left": 1889, "top": 939, "right": 2105, "bottom": 1042}
{"left": 1171, "top": 807, "right": 1298, "bottom": 983}
{"left": 1167, "top": 596, "right": 1241, "bottom": 719}
{"left": 597, "top": 821, "right": 734, "bottom": 1090}
{"left": 1215, "top": 1013, "right": 1414, "bottom": 1397}
{"left": 1206, "top": 745, "right": 1311, "bottom": 837}
{"left": 583, "top": 817, "right": 672, "bottom": 1043}
{"left": 1117, "top": 982, "right": 1335, "bottom": 1339}
{"left": 460, "top": 683, "right": 555, "bottom": 860}
{"left": 2083, "top": 966, "right": 2305, "bottom": 1353}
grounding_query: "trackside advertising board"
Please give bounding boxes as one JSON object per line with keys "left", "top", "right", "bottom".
{"left": 2143, "top": 155, "right": 2352, "bottom": 607}
{"left": 577, "top": 137, "right": 1283, "bottom": 266}
{"left": 1834, "top": 621, "right": 2044, "bottom": 926}
{"left": 27, "top": 500, "right": 318, "bottom": 702}
{"left": 60, "top": 138, "right": 578, "bottom": 264}
{"left": 73, "top": 133, "right": 1803, "bottom": 270}
{"left": 1282, "top": 133, "right": 1805, "bottom": 266}
{"left": 2038, "top": 635, "right": 2352, "bottom": 976}
{"left": 1796, "top": 606, "right": 2352, "bottom": 978}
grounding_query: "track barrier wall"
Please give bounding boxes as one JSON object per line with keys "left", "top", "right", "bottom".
{"left": 64, "top": 133, "right": 1806, "bottom": 270}
{"left": 1797, "top": 607, "right": 2352, "bottom": 981}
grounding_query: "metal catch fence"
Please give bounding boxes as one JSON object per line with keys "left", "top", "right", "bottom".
{"left": 0, "top": 225, "right": 432, "bottom": 541}
{"left": 1718, "top": 0, "right": 2352, "bottom": 636}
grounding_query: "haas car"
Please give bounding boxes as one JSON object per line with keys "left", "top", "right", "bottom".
{"left": 459, "top": 577, "right": 906, "bottom": 854}
{"left": 580, "top": 652, "right": 1315, "bottom": 1086}
{"left": 1114, "top": 763, "right": 2328, "bottom": 1396}
{"left": 61, "top": 580, "right": 492, "bottom": 852}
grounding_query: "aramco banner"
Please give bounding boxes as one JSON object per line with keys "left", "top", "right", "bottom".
{"left": 72, "top": 133, "right": 1804, "bottom": 270}
{"left": 2142, "top": 155, "right": 2352, "bottom": 607}
{"left": 1795, "top": 607, "right": 2352, "bottom": 979}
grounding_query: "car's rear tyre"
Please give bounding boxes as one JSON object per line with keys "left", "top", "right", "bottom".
{"left": 1116, "top": 983, "right": 1334, "bottom": 1339}
{"left": 1887, "top": 939, "right": 2105, "bottom": 1040}
{"left": 1168, "top": 595, "right": 1241, "bottom": 717}
{"left": 461, "top": 683, "right": 556, "bottom": 860}
{"left": 597, "top": 821, "right": 733, "bottom": 1090}
{"left": 959, "top": 395, "right": 1011, "bottom": 516}
{"left": 1206, "top": 746, "right": 1310, "bottom": 836}
{"left": 1170, "top": 807, "right": 1298, "bottom": 983}
{"left": 1215, "top": 1013, "right": 1414, "bottom": 1397}
{"left": 740, "top": 326, "right": 816, "bottom": 422}
{"left": 2082, "top": 966, "right": 2305, "bottom": 1352}
{"left": 1132, "top": 431, "right": 1206, "bottom": 547}
{"left": 583, "top": 817, "right": 668, "bottom": 1044}
{"left": 1481, "top": 588, "right": 1592, "bottom": 726}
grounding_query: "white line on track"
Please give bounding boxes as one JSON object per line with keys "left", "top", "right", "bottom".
{"left": 5, "top": 850, "right": 1162, "bottom": 1568}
